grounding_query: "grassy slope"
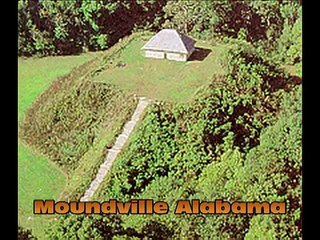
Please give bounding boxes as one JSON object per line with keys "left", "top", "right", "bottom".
{"left": 18, "top": 52, "right": 101, "bottom": 120}
{"left": 92, "top": 36, "right": 230, "bottom": 200}
{"left": 92, "top": 35, "right": 227, "bottom": 103}
{"left": 18, "top": 35, "right": 228, "bottom": 237}
{"left": 18, "top": 53, "right": 98, "bottom": 238}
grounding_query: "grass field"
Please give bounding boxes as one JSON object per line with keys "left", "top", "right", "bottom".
{"left": 93, "top": 36, "right": 228, "bottom": 103}
{"left": 18, "top": 53, "right": 99, "bottom": 238}
{"left": 18, "top": 52, "right": 101, "bottom": 120}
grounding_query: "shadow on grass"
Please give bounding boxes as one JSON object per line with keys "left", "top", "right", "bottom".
{"left": 188, "top": 47, "right": 212, "bottom": 61}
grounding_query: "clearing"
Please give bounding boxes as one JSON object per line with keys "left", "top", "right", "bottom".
{"left": 92, "top": 34, "right": 228, "bottom": 103}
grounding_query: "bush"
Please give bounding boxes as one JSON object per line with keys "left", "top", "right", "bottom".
{"left": 18, "top": 0, "right": 168, "bottom": 57}
{"left": 20, "top": 60, "right": 137, "bottom": 172}
{"left": 45, "top": 40, "right": 302, "bottom": 238}
{"left": 18, "top": 226, "right": 36, "bottom": 240}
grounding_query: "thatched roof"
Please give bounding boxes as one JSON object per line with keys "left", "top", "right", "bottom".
{"left": 141, "top": 29, "right": 195, "bottom": 54}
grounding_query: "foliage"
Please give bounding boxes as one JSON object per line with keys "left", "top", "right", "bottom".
{"left": 242, "top": 85, "right": 302, "bottom": 239}
{"left": 252, "top": 2, "right": 302, "bottom": 68}
{"left": 18, "top": 53, "right": 99, "bottom": 239}
{"left": 47, "top": 43, "right": 301, "bottom": 238}
{"left": 197, "top": 85, "right": 302, "bottom": 239}
{"left": 18, "top": 226, "right": 37, "bottom": 240}
{"left": 19, "top": 1, "right": 301, "bottom": 238}
{"left": 60, "top": 110, "right": 133, "bottom": 201}
{"left": 244, "top": 215, "right": 277, "bottom": 240}
{"left": 18, "top": 0, "right": 168, "bottom": 56}
{"left": 20, "top": 60, "right": 137, "bottom": 172}
{"left": 19, "top": 0, "right": 302, "bottom": 58}
{"left": 277, "top": 8, "right": 302, "bottom": 65}
{"left": 162, "top": 0, "right": 218, "bottom": 38}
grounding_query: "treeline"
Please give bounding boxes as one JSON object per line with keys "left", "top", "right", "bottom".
{"left": 18, "top": 0, "right": 167, "bottom": 56}
{"left": 18, "top": 0, "right": 301, "bottom": 66}
{"left": 46, "top": 42, "right": 302, "bottom": 239}
{"left": 18, "top": 1, "right": 302, "bottom": 238}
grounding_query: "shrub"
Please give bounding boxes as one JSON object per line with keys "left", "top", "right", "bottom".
{"left": 20, "top": 60, "right": 137, "bottom": 172}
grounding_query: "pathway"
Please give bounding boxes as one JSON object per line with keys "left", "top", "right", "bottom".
{"left": 80, "top": 97, "right": 151, "bottom": 201}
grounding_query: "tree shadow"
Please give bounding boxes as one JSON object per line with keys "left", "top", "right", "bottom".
{"left": 188, "top": 47, "right": 212, "bottom": 61}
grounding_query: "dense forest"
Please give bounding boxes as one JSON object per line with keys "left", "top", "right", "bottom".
{"left": 18, "top": 0, "right": 302, "bottom": 239}
{"left": 19, "top": 0, "right": 301, "bottom": 68}
{"left": 46, "top": 46, "right": 302, "bottom": 240}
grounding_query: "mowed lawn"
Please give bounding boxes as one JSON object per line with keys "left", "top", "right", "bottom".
{"left": 18, "top": 53, "right": 98, "bottom": 238}
{"left": 93, "top": 37, "right": 228, "bottom": 103}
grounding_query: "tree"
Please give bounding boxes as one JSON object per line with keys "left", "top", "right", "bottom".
{"left": 18, "top": 226, "right": 37, "bottom": 240}
{"left": 18, "top": 0, "right": 168, "bottom": 56}
{"left": 242, "top": 86, "right": 302, "bottom": 239}
{"left": 161, "top": 0, "right": 218, "bottom": 39}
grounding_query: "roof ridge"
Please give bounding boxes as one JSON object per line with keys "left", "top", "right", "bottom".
{"left": 175, "top": 31, "right": 188, "bottom": 53}
{"left": 141, "top": 29, "right": 193, "bottom": 54}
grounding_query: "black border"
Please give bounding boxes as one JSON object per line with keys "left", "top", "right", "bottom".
{"left": 301, "top": 0, "right": 313, "bottom": 239}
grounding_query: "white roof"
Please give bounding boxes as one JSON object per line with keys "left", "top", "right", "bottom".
{"left": 141, "top": 29, "right": 195, "bottom": 54}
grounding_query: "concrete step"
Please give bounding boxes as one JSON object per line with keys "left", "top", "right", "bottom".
{"left": 80, "top": 97, "right": 151, "bottom": 201}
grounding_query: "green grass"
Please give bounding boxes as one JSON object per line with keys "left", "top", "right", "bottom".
{"left": 18, "top": 52, "right": 99, "bottom": 238}
{"left": 18, "top": 52, "right": 101, "bottom": 120}
{"left": 18, "top": 35, "right": 229, "bottom": 238}
{"left": 18, "top": 142, "right": 65, "bottom": 238}
{"left": 93, "top": 36, "right": 228, "bottom": 103}
{"left": 60, "top": 114, "right": 131, "bottom": 201}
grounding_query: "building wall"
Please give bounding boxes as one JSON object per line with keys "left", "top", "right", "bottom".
{"left": 166, "top": 52, "right": 187, "bottom": 62}
{"left": 144, "top": 50, "right": 190, "bottom": 62}
{"left": 144, "top": 50, "right": 165, "bottom": 59}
